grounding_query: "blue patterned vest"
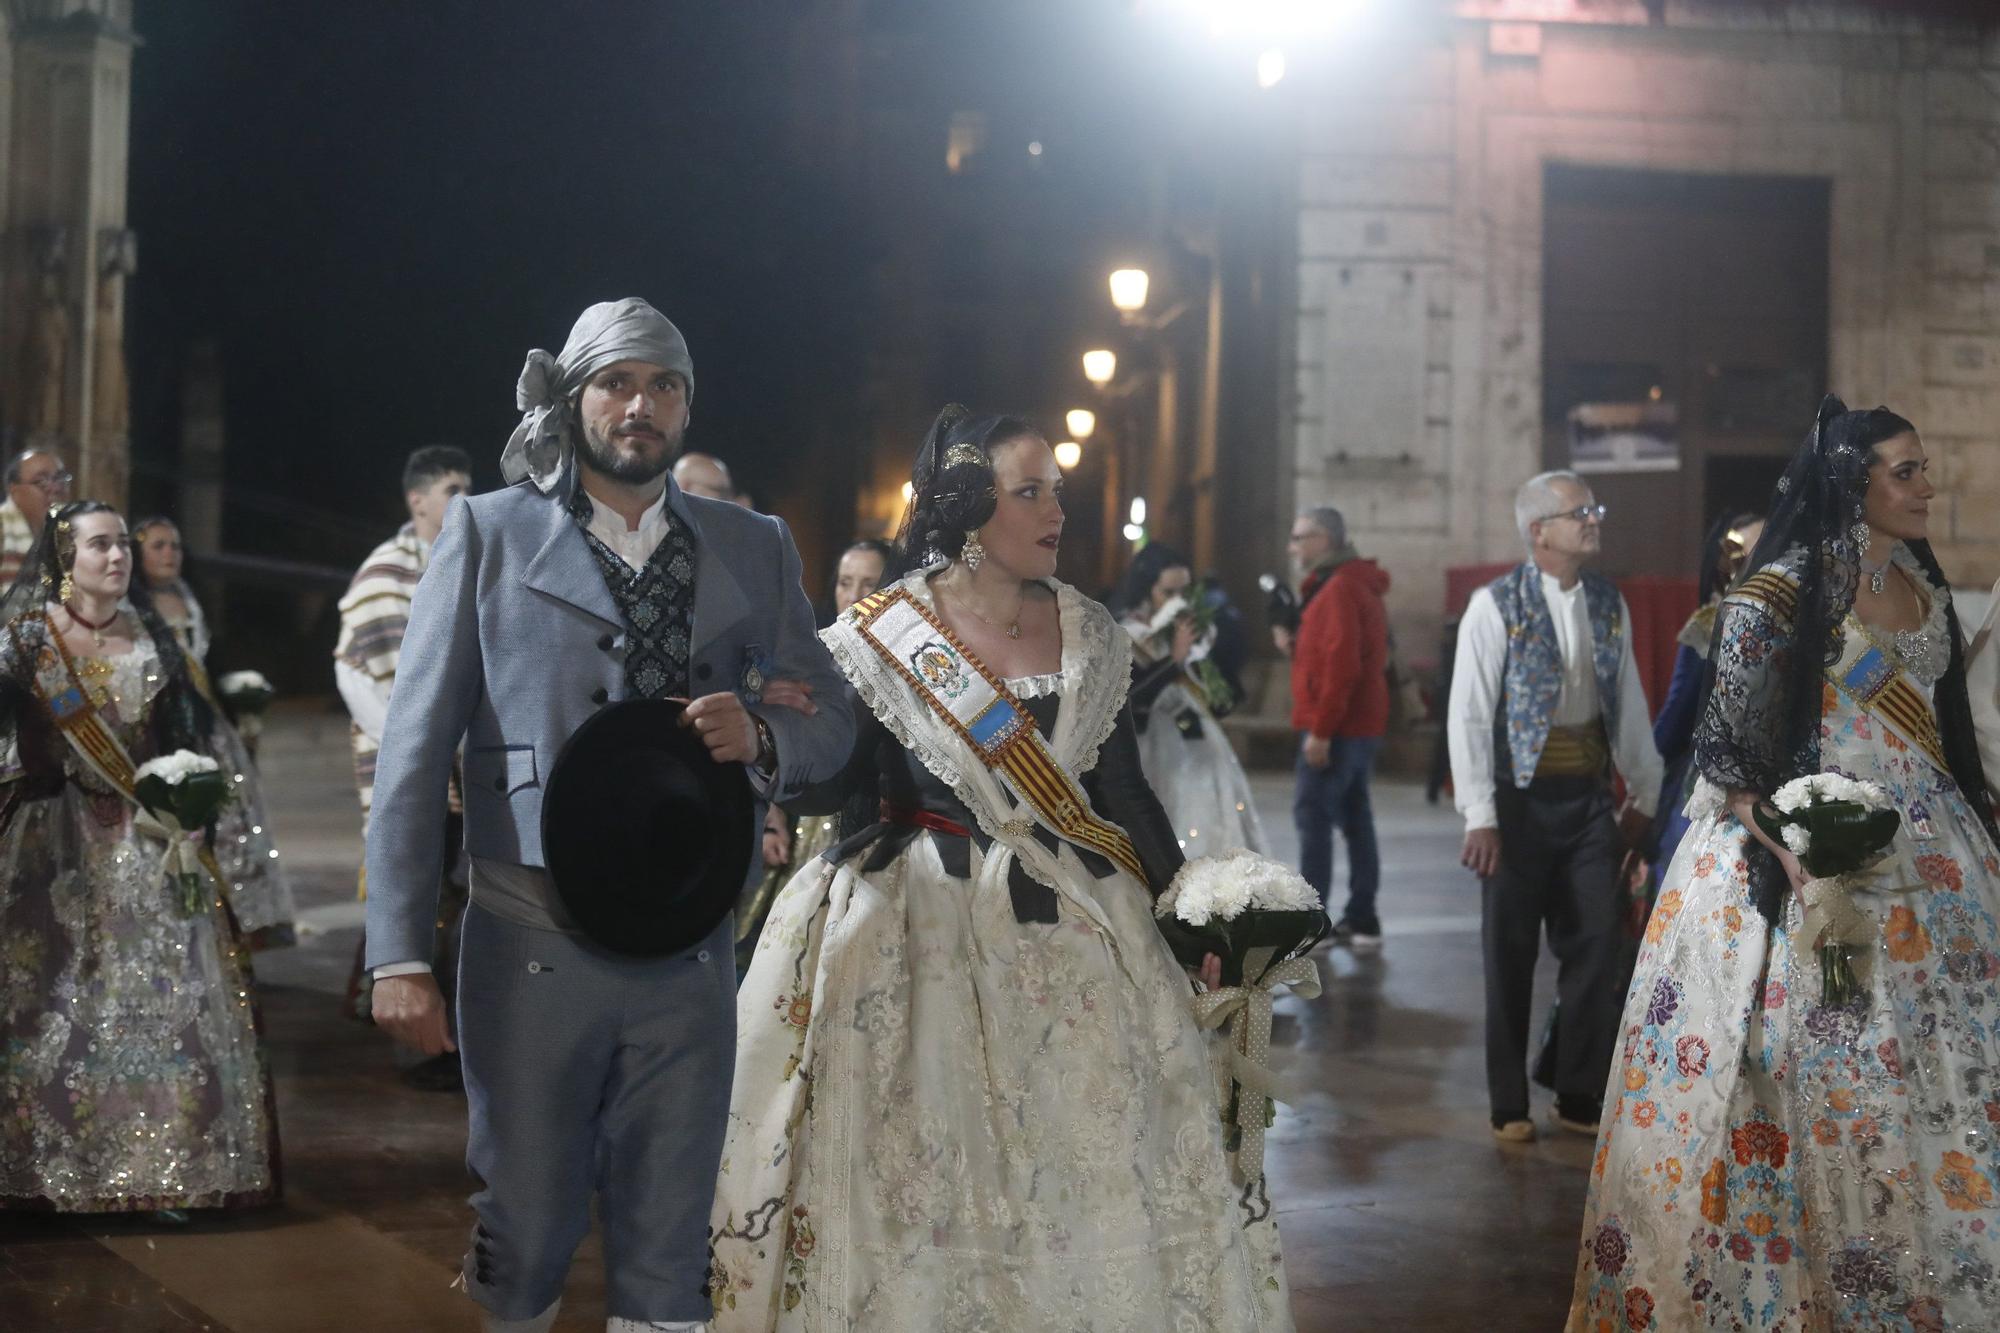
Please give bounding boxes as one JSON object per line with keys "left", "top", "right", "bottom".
{"left": 1488, "top": 562, "right": 1624, "bottom": 788}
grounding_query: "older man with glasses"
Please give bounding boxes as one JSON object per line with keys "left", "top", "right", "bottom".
{"left": 0, "top": 448, "right": 73, "bottom": 587}
{"left": 1446, "top": 469, "right": 1662, "bottom": 1144}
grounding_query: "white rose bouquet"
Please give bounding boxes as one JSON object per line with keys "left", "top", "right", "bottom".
{"left": 134, "top": 750, "right": 233, "bottom": 915}
{"left": 218, "top": 669, "right": 275, "bottom": 745}
{"left": 1752, "top": 773, "right": 1901, "bottom": 1006}
{"left": 1155, "top": 848, "right": 1329, "bottom": 1177}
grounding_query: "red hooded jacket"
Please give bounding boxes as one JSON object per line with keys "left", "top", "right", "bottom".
{"left": 1290, "top": 557, "right": 1392, "bottom": 739}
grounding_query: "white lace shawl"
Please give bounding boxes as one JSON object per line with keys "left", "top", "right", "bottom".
{"left": 818, "top": 569, "right": 1134, "bottom": 910}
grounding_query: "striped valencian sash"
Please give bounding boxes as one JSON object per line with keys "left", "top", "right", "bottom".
{"left": 35, "top": 618, "right": 141, "bottom": 795}
{"left": 1733, "top": 567, "right": 1952, "bottom": 776}
{"left": 851, "top": 587, "right": 1149, "bottom": 884}
{"left": 31, "top": 616, "right": 232, "bottom": 892}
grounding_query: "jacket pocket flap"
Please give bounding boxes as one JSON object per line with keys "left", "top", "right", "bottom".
{"left": 468, "top": 745, "right": 538, "bottom": 796}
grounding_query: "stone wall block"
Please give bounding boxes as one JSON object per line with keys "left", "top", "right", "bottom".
{"left": 1299, "top": 209, "right": 1454, "bottom": 261}
{"left": 1926, "top": 335, "right": 2000, "bottom": 386}
{"left": 1300, "top": 155, "right": 1453, "bottom": 210}
{"left": 1926, "top": 384, "right": 2000, "bottom": 435}
{"left": 1928, "top": 69, "right": 2000, "bottom": 125}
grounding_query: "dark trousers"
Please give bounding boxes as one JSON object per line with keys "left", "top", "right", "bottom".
{"left": 1294, "top": 734, "right": 1383, "bottom": 932}
{"left": 1482, "top": 778, "right": 1629, "bottom": 1119}
{"left": 456, "top": 905, "right": 736, "bottom": 1322}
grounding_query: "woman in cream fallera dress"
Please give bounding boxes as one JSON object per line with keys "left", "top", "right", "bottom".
{"left": 710, "top": 571, "right": 1290, "bottom": 1331}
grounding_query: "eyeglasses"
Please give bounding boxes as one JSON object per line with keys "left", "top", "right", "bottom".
{"left": 23, "top": 470, "right": 73, "bottom": 492}
{"left": 1538, "top": 503, "right": 1607, "bottom": 525}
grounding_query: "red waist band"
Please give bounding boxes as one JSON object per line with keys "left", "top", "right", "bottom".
{"left": 880, "top": 801, "right": 973, "bottom": 838}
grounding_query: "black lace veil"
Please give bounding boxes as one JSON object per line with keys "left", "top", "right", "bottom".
{"left": 1693, "top": 394, "right": 1997, "bottom": 923}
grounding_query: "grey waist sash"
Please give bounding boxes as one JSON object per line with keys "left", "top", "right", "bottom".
{"left": 468, "top": 855, "right": 582, "bottom": 936}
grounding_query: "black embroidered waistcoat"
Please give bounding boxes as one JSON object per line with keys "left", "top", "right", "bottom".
{"left": 569, "top": 491, "right": 698, "bottom": 701}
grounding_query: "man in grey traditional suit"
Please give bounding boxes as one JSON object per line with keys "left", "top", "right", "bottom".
{"left": 365, "top": 298, "right": 854, "bottom": 1333}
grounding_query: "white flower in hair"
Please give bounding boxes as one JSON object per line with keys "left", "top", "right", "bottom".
{"left": 135, "top": 750, "right": 220, "bottom": 785}
{"left": 1781, "top": 824, "right": 1811, "bottom": 856}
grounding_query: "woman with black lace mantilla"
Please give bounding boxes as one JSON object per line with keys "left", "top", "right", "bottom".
{"left": 1569, "top": 398, "right": 2000, "bottom": 1329}
{"left": 708, "top": 407, "right": 1293, "bottom": 1331}
{"left": 0, "top": 501, "right": 279, "bottom": 1218}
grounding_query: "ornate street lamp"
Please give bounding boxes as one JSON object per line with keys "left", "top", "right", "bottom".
{"left": 1065, "top": 408, "right": 1096, "bottom": 440}
{"left": 1082, "top": 348, "right": 1117, "bottom": 385}
{"left": 1053, "top": 440, "right": 1082, "bottom": 470}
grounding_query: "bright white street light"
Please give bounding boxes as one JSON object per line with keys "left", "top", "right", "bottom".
{"left": 1082, "top": 348, "right": 1117, "bottom": 385}
{"left": 1122, "top": 523, "right": 1146, "bottom": 542}
{"left": 1256, "top": 48, "right": 1286, "bottom": 88}
{"left": 1129, "top": 497, "right": 1147, "bottom": 526}
{"left": 1065, "top": 408, "right": 1097, "bottom": 440}
{"left": 1109, "top": 268, "right": 1150, "bottom": 314}
{"left": 1053, "top": 440, "right": 1082, "bottom": 470}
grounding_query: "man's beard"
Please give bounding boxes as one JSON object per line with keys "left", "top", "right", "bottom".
{"left": 579, "top": 418, "right": 683, "bottom": 484}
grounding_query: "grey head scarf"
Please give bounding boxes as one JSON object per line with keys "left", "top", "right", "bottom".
{"left": 501, "top": 297, "right": 695, "bottom": 492}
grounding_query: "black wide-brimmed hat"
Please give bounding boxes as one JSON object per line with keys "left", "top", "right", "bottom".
{"left": 540, "top": 698, "right": 755, "bottom": 958}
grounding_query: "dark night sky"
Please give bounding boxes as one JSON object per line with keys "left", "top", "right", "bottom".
{"left": 122, "top": 1, "right": 1288, "bottom": 604}
{"left": 127, "top": 2, "right": 876, "bottom": 560}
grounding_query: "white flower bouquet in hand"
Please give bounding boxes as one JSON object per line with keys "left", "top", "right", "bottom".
{"left": 1752, "top": 773, "right": 1900, "bottom": 1006}
{"left": 134, "top": 750, "right": 233, "bottom": 915}
{"left": 1154, "top": 848, "right": 1329, "bottom": 1176}
{"left": 217, "top": 669, "right": 275, "bottom": 743}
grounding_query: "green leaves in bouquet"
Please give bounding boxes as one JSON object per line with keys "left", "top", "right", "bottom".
{"left": 1156, "top": 909, "right": 1331, "bottom": 988}
{"left": 1752, "top": 799, "right": 1900, "bottom": 879}
{"left": 134, "top": 768, "right": 234, "bottom": 831}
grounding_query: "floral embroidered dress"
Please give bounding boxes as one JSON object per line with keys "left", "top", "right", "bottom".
{"left": 1568, "top": 546, "right": 2000, "bottom": 1330}
{"left": 710, "top": 572, "right": 1291, "bottom": 1332}
{"left": 1120, "top": 614, "right": 1268, "bottom": 861}
{"left": 0, "top": 610, "right": 279, "bottom": 1212}
{"left": 158, "top": 581, "right": 297, "bottom": 949}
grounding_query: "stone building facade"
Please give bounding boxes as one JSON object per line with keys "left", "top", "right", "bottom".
{"left": 1290, "top": 1, "right": 2000, "bottom": 662}
{"left": 0, "top": 0, "right": 137, "bottom": 508}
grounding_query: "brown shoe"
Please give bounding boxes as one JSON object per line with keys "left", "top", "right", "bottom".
{"left": 1491, "top": 1118, "right": 1536, "bottom": 1143}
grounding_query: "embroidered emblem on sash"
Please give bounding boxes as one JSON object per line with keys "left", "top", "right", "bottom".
{"left": 853, "top": 587, "right": 1146, "bottom": 883}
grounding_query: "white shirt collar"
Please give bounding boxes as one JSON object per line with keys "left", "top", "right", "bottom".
{"left": 1539, "top": 569, "right": 1585, "bottom": 601}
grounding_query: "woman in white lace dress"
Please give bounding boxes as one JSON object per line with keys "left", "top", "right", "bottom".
{"left": 709, "top": 408, "right": 1292, "bottom": 1331}
{"left": 1114, "top": 542, "right": 1266, "bottom": 860}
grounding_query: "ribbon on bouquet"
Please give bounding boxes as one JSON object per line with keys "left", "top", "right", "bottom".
{"left": 132, "top": 807, "right": 227, "bottom": 916}
{"left": 1191, "top": 955, "right": 1322, "bottom": 1180}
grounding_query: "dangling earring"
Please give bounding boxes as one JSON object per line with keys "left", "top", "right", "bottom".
{"left": 961, "top": 530, "right": 985, "bottom": 572}
{"left": 1849, "top": 520, "right": 1872, "bottom": 557}
{"left": 58, "top": 571, "right": 73, "bottom": 604}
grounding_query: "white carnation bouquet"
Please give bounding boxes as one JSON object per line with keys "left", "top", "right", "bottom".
{"left": 134, "top": 750, "right": 233, "bottom": 915}
{"left": 1155, "top": 848, "right": 1329, "bottom": 1178}
{"left": 1753, "top": 773, "right": 1901, "bottom": 1006}
{"left": 217, "top": 669, "right": 275, "bottom": 744}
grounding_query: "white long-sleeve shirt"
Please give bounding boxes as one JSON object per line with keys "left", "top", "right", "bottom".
{"left": 1968, "top": 577, "right": 2000, "bottom": 806}
{"left": 1446, "top": 571, "right": 1663, "bottom": 832}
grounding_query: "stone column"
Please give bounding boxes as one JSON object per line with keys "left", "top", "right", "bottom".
{"left": 2, "top": 2, "right": 137, "bottom": 507}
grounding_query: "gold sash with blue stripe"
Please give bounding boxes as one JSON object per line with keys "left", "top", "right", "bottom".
{"left": 851, "top": 587, "right": 1149, "bottom": 884}
{"left": 1732, "top": 569, "right": 1952, "bottom": 776}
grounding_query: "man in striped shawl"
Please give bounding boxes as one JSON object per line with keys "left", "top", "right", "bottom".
{"left": 334, "top": 445, "right": 473, "bottom": 1087}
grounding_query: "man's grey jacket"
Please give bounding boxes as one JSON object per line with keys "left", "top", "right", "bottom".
{"left": 362, "top": 472, "right": 855, "bottom": 971}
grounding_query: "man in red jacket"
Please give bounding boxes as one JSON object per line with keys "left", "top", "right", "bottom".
{"left": 1279, "top": 506, "right": 1391, "bottom": 949}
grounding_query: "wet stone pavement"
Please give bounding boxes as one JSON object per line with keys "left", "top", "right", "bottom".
{"left": 2, "top": 706, "right": 1592, "bottom": 1331}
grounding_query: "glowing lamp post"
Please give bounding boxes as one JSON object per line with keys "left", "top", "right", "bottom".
{"left": 1053, "top": 440, "right": 1082, "bottom": 470}
{"left": 1065, "top": 408, "right": 1096, "bottom": 440}
{"left": 1082, "top": 348, "right": 1117, "bottom": 386}
{"left": 1108, "top": 268, "right": 1150, "bottom": 315}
